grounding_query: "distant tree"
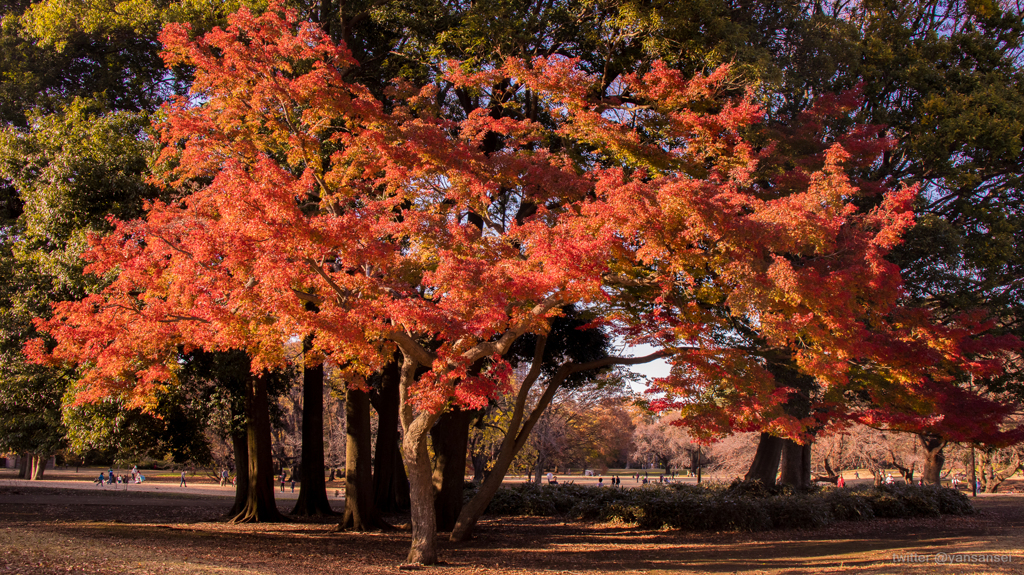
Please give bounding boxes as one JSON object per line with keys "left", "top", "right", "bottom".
{"left": 631, "top": 413, "right": 698, "bottom": 477}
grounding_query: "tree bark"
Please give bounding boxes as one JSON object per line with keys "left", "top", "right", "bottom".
{"left": 18, "top": 452, "right": 29, "bottom": 479}
{"left": 824, "top": 458, "right": 835, "bottom": 479}
{"left": 761, "top": 354, "right": 814, "bottom": 489}
{"left": 341, "top": 385, "right": 388, "bottom": 530}
{"left": 431, "top": 408, "right": 476, "bottom": 532}
{"left": 744, "top": 433, "right": 784, "bottom": 485}
{"left": 696, "top": 452, "right": 702, "bottom": 484}
{"left": 778, "top": 439, "right": 811, "bottom": 489}
{"left": 292, "top": 347, "right": 335, "bottom": 516}
{"left": 919, "top": 433, "right": 946, "bottom": 486}
{"left": 470, "top": 444, "right": 488, "bottom": 483}
{"left": 450, "top": 346, "right": 667, "bottom": 542}
{"left": 370, "top": 359, "right": 410, "bottom": 513}
{"left": 224, "top": 429, "right": 250, "bottom": 519}
{"left": 657, "top": 455, "right": 672, "bottom": 478}
{"left": 891, "top": 459, "right": 915, "bottom": 483}
{"left": 978, "top": 448, "right": 1021, "bottom": 493}
{"left": 398, "top": 354, "right": 442, "bottom": 565}
{"left": 29, "top": 453, "right": 47, "bottom": 480}
{"left": 229, "top": 373, "right": 288, "bottom": 523}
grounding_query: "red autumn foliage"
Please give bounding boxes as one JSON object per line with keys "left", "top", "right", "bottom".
{"left": 26, "top": 2, "right": 1022, "bottom": 563}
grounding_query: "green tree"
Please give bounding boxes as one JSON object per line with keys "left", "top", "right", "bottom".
{"left": 0, "top": 100, "right": 157, "bottom": 475}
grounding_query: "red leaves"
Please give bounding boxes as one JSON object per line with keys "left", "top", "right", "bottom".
{"left": 28, "top": 2, "right": 1017, "bottom": 446}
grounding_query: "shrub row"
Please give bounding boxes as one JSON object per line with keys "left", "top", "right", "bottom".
{"left": 473, "top": 480, "right": 973, "bottom": 532}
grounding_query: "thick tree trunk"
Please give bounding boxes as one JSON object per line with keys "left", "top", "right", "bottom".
{"left": 919, "top": 433, "right": 946, "bottom": 486}
{"left": 28, "top": 454, "right": 47, "bottom": 480}
{"left": 292, "top": 349, "right": 335, "bottom": 516}
{"left": 404, "top": 416, "right": 440, "bottom": 565}
{"left": 431, "top": 408, "right": 475, "bottom": 532}
{"left": 18, "top": 453, "right": 29, "bottom": 479}
{"left": 341, "top": 385, "right": 388, "bottom": 530}
{"left": 655, "top": 456, "right": 671, "bottom": 478}
{"left": 370, "top": 360, "right": 410, "bottom": 513}
{"left": 397, "top": 354, "right": 442, "bottom": 565}
{"left": 533, "top": 453, "right": 544, "bottom": 484}
{"left": 225, "top": 429, "right": 250, "bottom": 519}
{"left": 229, "top": 374, "right": 287, "bottom": 523}
{"left": 778, "top": 439, "right": 812, "bottom": 489}
{"left": 744, "top": 433, "right": 784, "bottom": 484}
{"left": 763, "top": 353, "right": 814, "bottom": 490}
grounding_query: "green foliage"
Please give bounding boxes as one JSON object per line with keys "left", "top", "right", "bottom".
{"left": 473, "top": 482, "right": 973, "bottom": 532}
{"left": 0, "top": 98, "right": 157, "bottom": 289}
{"left": 0, "top": 97, "right": 160, "bottom": 460}
{"left": 20, "top": 0, "right": 252, "bottom": 52}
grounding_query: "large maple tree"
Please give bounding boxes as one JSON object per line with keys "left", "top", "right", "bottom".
{"left": 29, "top": 3, "right": 979, "bottom": 564}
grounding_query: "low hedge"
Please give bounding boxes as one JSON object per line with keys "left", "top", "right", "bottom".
{"left": 472, "top": 480, "right": 973, "bottom": 532}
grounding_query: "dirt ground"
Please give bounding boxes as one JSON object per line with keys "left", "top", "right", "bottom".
{"left": 1, "top": 477, "right": 1022, "bottom": 575}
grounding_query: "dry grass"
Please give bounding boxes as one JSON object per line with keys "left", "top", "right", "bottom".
{"left": 1, "top": 484, "right": 1022, "bottom": 574}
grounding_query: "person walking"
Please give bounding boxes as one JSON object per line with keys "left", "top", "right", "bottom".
{"left": 179, "top": 470, "right": 187, "bottom": 487}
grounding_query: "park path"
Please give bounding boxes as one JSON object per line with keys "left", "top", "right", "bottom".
{"left": 0, "top": 476, "right": 346, "bottom": 503}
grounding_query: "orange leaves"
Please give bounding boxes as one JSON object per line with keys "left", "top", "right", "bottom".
{"left": 32, "top": 2, "right": 966, "bottom": 436}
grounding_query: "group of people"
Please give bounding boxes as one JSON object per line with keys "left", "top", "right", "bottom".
{"left": 93, "top": 466, "right": 246, "bottom": 488}
{"left": 631, "top": 472, "right": 673, "bottom": 485}
{"left": 95, "top": 465, "right": 143, "bottom": 486}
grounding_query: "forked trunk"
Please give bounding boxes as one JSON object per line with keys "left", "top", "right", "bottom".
{"left": 431, "top": 408, "right": 475, "bottom": 532}
{"left": 744, "top": 433, "right": 784, "bottom": 485}
{"left": 978, "top": 448, "right": 1020, "bottom": 493}
{"left": 397, "top": 354, "right": 442, "bottom": 565}
{"left": 292, "top": 349, "right": 335, "bottom": 517}
{"left": 229, "top": 374, "right": 287, "bottom": 523}
{"left": 919, "top": 433, "right": 946, "bottom": 486}
{"left": 29, "top": 454, "right": 47, "bottom": 480}
{"left": 341, "top": 385, "right": 388, "bottom": 530}
{"left": 450, "top": 345, "right": 664, "bottom": 543}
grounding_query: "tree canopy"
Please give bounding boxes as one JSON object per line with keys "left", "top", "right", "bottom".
{"left": 4, "top": 0, "right": 1023, "bottom": 565}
